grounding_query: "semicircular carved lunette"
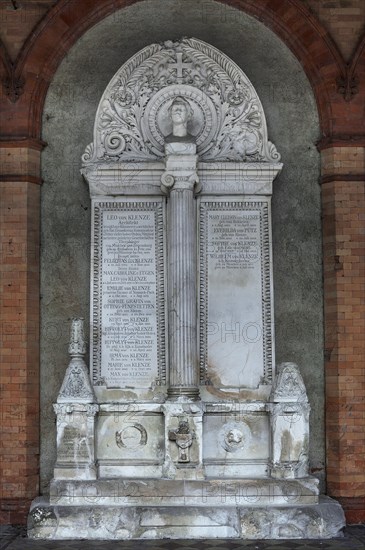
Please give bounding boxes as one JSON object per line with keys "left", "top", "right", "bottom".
{"left": 82, "top": 38, "right": 280, "bottom": 165}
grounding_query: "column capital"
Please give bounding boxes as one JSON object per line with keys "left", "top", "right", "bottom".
{"left": 0, "top": 140, "right": 44, "bottom": 185}
{"left": 161, "top": 154, "right": 200, "bottom": 194}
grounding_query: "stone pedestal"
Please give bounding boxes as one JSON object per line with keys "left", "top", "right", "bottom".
{"left": 269, "top": 363, "right": 311, "bottom": 479}
{"left": 28, "top": 494, "right": 345, "bottom": 540}
{"left": 53, "top": 403, "right": 98, "bottom": 480}
{"left": 53, "top": 319, "right": 99, "bottom": 480}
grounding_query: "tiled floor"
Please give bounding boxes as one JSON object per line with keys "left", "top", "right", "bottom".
{"left": 1, "top": 526, "right": 365, "bottom": 550}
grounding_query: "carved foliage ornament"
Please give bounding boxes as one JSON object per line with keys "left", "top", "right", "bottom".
{"left": 82, "top": 38, "right": 280, "bottom": 164}
{"left": 57, "top": 359, "right": 95, "bottom": 402}
{"left": 270, "top": 362, "right": 308, "bottom": 403}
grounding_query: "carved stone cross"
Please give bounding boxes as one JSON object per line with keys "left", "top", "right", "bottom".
{"left": 168, "top": 420, "right": 195, "bottom": 463}
{"left": 169, "top": 52, "right": 192, "bottom": 82}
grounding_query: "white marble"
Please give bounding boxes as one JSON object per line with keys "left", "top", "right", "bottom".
{"left": 33, "top": 38, "right": 345, "bottom": 541}
{"left": 163, "top": 402, "right": 204, "bottom": 479}
{"left": 90, "top": 197, "right": 167, "bottom": 395}
{"left": 57, "top": 319, "right": 95, "bottom": 403}
{"left": 53, "top": 319, "right": 98, "bottom": 480}
{"left": 199, "top": 197, "right": 274, "bottom": 392}
{"left": 82, "top": 162, "right": 282, "bottom": 197}
{"left": 81, "top": 38, "right": 280, "bottom": 166}
{"left": 28, "top": 496, "right": 345, "bottom": 539}
{"left": 162, "top": 146, "right": 200, "bottom": 399}
{"left": 53, "top": 403, "right": 98, "bottom": 480}
{"left": 49, "top": 478, "right": 319, "bottom": 507}
{"left": 269, "top": 363, "right": 311, "bottom": 479}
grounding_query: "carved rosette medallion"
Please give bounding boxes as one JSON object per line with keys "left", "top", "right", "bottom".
{"left": 82, "top": 38, "right": 280, "bottom": 165}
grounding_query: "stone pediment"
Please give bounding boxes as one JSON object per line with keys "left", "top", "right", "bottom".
{"left": 82, "top": 38, "right": 280, "bottom": 165}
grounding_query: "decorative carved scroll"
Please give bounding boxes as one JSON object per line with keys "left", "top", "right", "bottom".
{"left": 82, "top": 38, "right": 280, "bottom": 165}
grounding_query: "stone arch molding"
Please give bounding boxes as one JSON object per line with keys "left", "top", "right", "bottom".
{"left": 82, "top": 38, "right": 280, "bottom": 165}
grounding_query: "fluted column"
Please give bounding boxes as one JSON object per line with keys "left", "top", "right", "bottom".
{"left": 161, "top": 154, "right": 200, "bottom": 400}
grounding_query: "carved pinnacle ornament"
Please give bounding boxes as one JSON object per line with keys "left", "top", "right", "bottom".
{"left": 68, "top": 318, "right": 87, "bottom": 356}
{"left": 57, "top": 318, "right": 95, "bottom": 403}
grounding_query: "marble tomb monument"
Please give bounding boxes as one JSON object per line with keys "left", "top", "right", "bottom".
{"left": 28, "top": 38, "right": 345, "bottom": 540}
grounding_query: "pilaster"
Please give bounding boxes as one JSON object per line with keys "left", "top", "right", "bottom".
{"left": 320, "top": 144, "right": 365, "bottom": 522}
{"left": 0, "top": 139, "right": 43, "bottom": 523}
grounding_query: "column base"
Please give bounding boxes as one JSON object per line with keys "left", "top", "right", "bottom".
{"left": 167, "top": 386, "right": 200, "bottom": 400}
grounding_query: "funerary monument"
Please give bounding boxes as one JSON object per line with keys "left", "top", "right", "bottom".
{"left": 28, "top": 38, "right": 345, "bottom": 539}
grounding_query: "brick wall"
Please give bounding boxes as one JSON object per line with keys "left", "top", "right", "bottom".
{"left": 306, "top": 0, "right": 365, "bottom": 61}
{"left": 0, "top": 144, "right": 41, "bottom": 524}
{"left": 0, "top": 0, "right": 56, "bottom": 61}
{"left": 321, "top": 146, "right": 365, "bottom": 524}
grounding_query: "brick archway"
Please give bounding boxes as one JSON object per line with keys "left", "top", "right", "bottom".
{"left": 1, "top": 0, "right": 364, "bottom": 138}
{"left": 1, "top": 0, "right": 364, "bottom": 524}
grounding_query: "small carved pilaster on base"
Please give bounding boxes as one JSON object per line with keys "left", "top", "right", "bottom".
{"left": 53, "top": 403, "right": 99, "bottom": 481}
{"left": 268, "top": 363, "right": 310, "bottom": 480}
{"left": 163, "top": 402, "right": 205, "bottom": 480}
{"left": 53, "top": 319, "right": 98, "bottom": 480}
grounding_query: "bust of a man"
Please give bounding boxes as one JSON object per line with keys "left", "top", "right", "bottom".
{"left": 165, "top": 96, "right": 196, "bottom": 154}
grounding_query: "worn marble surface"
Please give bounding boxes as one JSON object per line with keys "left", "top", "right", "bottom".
{"left": 48, "top": 478, "right": 320, "bottom": 507}
{"left": 41, "top": 1, "right": 324, "bottom": 495}
{"left": 35, "top": 36, "right": 343, "bottom": 542}
{"left": 28, "top": 496, "right": 345, "bottom": 540}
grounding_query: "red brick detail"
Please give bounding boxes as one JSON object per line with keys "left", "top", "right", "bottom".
{"left": 0, "top": 498, "right": 32, "bottom": 525}
{"left": 322, "top": 168, "right": 365, "bottom": 521}
{"left": 0, "top": 0, "right": 364, "bottom": 140}
{"left": 337, "top": 497, "right": 365, "bottom": 525}
{"left": 318, "top": 137, "right": 365, "bottom": 150}
{"left": 0, "top": 137, "right": 47, "bottom": 151}
{"left": 321, "top": 147, "right": 365, "bottom": 177}
{"left": 306, "top": 0, "right": 365, "bottom": 62}
{"left": 0, "top": 1, "right": 55, "bottom": 63}
{"left": 0, "top": 175, "right": 42, "bottom": 185}
{"left": 0, "top": 179, "right": 40, "bottom": 525}
{"left": 321, "top": 175, "right": 365, "bottom": 184}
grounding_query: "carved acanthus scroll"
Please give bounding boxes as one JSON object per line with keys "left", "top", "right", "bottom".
{"left": 82, "top": 38, "right": 280, "bottom": 165}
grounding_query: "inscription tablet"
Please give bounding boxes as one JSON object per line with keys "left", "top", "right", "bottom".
{"left": 199, "top": 198, "right": 273, "bottom": 390}
{"left": 91, "top": 199, "right": 166, "bottom": 388}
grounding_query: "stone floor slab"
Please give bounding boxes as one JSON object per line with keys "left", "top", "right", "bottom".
{"left": 1, "top": 525, "right": 365, "bottom": 550}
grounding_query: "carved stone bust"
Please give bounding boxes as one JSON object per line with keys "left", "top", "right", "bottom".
{"left": 165, "top": 96, "right": 196, "bottom": 155}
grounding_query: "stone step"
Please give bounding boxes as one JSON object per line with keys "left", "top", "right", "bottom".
{"left": 28, "top": 495, "right": 345, "bottom": 540}
{"left": 49, "top": 477, "right": 319, "bottom": 507}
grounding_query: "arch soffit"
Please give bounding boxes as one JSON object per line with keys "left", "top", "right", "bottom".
{"left": 1, "top": 0, "right": 364, "bottom": 138}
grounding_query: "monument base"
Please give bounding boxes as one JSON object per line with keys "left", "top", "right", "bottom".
{"left": 28, "top": 479, "right": 345, "bottom": 540}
